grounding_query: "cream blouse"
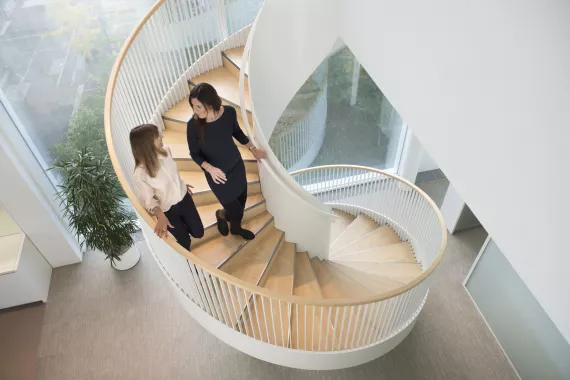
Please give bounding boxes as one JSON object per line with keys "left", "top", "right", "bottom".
{"left": 133, "top": 145, "right": 187, "bottom": 213}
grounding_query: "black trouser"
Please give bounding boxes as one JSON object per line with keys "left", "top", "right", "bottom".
{"left": 165, "top": 193, "right": 204, "bottom": 250}
{"left": 221, "top": 187, "right": 247, "bottom": 230}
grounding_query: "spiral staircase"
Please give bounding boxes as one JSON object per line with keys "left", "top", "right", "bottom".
{"left": 104, "top": 0, "right": 446, "bottom": 370}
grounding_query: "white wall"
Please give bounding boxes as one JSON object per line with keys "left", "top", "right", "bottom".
{"left": 419, "top": 150, "right": 438, "bottom": 172}
{"left": 340, "top": 0, "right": 570, "bottom": 342}
{"left": 249, "top": 0, "right": 340, "bottom": 137}
{"left": 0, "top": 107, "right": 82, "bottom": 267}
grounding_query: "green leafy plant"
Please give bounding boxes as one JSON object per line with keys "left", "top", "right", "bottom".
{"left": 51, "top": 149, "right": 138, "bottom": 266}
{"left": 51, "top": 98, "right": 106, "bottom": 162}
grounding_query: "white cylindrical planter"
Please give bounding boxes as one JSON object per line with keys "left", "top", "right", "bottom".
{"left": 112, "top": 245, "right": 141, "bottom": 271}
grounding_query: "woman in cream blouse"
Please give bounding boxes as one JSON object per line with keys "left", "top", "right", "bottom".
{"left": 131, "top": 124, "right": 204, "bottom": 250}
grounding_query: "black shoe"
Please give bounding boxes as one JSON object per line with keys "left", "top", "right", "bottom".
{"left": 216, "top": 209, "right": 229, "bottom": 236}
{"left": 231, "top": 226, "right": 255, "bottom": 240}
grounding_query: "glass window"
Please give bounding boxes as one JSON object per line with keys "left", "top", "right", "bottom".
{"left": 0, "top": 0, "right": 154, "bottom": 171}
{"left": 269, "top": 47, "right": 407, "bottom": 173}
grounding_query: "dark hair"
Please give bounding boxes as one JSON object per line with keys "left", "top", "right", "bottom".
{"left": 130, "top": 124, "right": 167, "bottom": 177}
{"left": 189, "top": 82, "right": 222, "bottom": 145}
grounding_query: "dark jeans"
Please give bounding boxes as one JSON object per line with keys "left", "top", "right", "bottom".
{"left": 221, "top": 187, "right": 247, "bottom": 229}
{"left": 165, "top": 193, "right": 204, "bottom": 250}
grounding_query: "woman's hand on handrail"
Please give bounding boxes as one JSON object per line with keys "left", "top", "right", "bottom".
{"left": 250, "top": 146, "right": 266, "bottom": 161}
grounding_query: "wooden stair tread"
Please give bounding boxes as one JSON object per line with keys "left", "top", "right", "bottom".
{"left": 261, "top": 242, "right": 295, "bottom": 294}
{"left": 189, "top": 66, "right": 251, "bottom": 112}
{"left": 332, "top": 226, "right": 401, "bottom": 258}
{"left": 330, "top": 214, "right": 379, "bottom": 254}
{"left": 221, "top": 227, "right": 283, "bottom": 285}
{"left": 335, "top": 242, "right": 416, "bottom": 263}
{"left": 189, "top": 212, "right": 272, "bottom": 268}
{"left": 330, "top": 210, "right": 356, "bottom": 244}
{"left": 293, "top": 252, "right": 322, "bottom": 297}
{"left": 310, "top": 258, "right": 346, "bottom": 299}
{"left": 197, "top": 193, "right": 264, "bottom": 228}
{"left": 163, "top": 97, "right": 193, "bottom": 122}
{"left": 291, "top": 252, "right": 336, "bottom": 350}
{"left": 191, "top": 195, "right": 266, "bottom": 250}
{"left": 320, "top": 260, "right": 376, "bottom": 298}
{"left": 164, "top": 130, "right": 255, "bottom": 161}
{"left": 330, "top": 262, "right": 404, "bottom": 293}
{"left": 339, "top": 261, "right": 423, "bottom": 283}
{"left": 179, "top": 170, "right": 259, "bottom": 195}
{"left": 242, "top": 241, "right": 295, "bottom": 347}
{"left": 223, "top": 47, "right": 245, "bottom": 70}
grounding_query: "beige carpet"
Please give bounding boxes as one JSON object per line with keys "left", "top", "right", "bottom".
{"left": 36, "top": 224, "right": 518, "bottom": 380}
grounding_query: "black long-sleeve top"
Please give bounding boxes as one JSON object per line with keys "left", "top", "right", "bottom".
{"left": 186, "top": 105, "right": 250, "bottom": 172}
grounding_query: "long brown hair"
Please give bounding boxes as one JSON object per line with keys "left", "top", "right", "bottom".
{"left": 189, "top": 82, "right": 222, "bottom": 145}
{"left": 130, "top": 124, "right": 167, "bottom": 177}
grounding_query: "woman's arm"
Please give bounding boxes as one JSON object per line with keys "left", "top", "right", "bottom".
{"left": 133, "top": 171, "right": 172, "bottom": 237}
{"left": 186, "top": 120, "right": 206, "bottom": 167}
{"left": 231, "top": 108, "right": 266, "bottom": 161}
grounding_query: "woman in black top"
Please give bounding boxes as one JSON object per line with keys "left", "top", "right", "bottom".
{"left": 187, "top": 83, "right": 266, "bottom": 240}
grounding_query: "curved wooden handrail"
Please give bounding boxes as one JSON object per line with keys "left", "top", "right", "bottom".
{"left": 104, "top": 1, "right": 446, "bottom": 308}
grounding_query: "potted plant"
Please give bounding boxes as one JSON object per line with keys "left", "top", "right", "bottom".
{"left": 51, "top": 149, "right": 140, "bottom": 270}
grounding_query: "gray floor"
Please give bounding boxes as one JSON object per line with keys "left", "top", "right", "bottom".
{"left": 36, "top": 179, "right": 518, "bottom": 380}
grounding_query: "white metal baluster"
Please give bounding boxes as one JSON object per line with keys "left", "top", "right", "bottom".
{"left": 356, "top": 303, "right": 371, "bottom": 347}
{"left": 147, "top": 16, "right": 174, "bottom": 95}
{"left": 332, "top": 307, "right": 340, "bottom": 351}
{"left": 383, "top": 296, "right": 402, "bottom": 340}
{"left": 220, "top": 281, "right": 237, "bottom": 328}
{"left": 182, "top": 0, "right": 201, "bottom": 70}
{"left": 202, "top": 272, "right": 224, "bottom": 322}
{"left": 295, "top": 304, "right": 299, "bottom": 349}
{"left": 364, "top": 302, "right": 381, "bottom": 346}
{"left": 260, "top": 296, "right": 270, "bottom": 343}
{"left": 158, "top": 8, "right": 184, "bottom": 101}
{"left": 125, "top": 52, "right": 153, "bottom": 119}
{"left": 173, "top": 0, "right": 192, "bottom": 69}
{"left": 252, "top": 295, "right": 263, "bottom": 342}
{"left": 402, "top": 288, "right": 418, "bottom": 328}
{"left": 349, "top": 305, "right": 361, "bottom": 349}
{"left": 144, "top": 18, "right": 170, "bottom": 92}
{"left": 139, "top": 38, "right": 167, "bottom": 112}
{"left": 195, "top": 268, "right": 216, "bottom": 317}
{"left": 116, "top": 68, "right": 145, "bottom": 126}
{"left": 269, "top": 299, "right": 278, "bottom": 345}
{"left": 391, "top": 291, "right": 409, "bottom": 333}
{"left": 120, "top": 58, "right": 147, "bottom": 123}
{"left": 278, "top": 300, "right": 285, "bottom": 347}
{"left": 304, "top": 305, "right": 307, "bottom": 350}
{"left": 186, "top": 262, "right": 207, "bottom": 310}
{"left": 318, "top": 307, "right": 323, "bottom": 351}
{"left": 158, "top": 5, "right": 184, "bottom": 101}
{"left": 227, "top": 284, "right": 243, "bottom": 333}
{"left": 337, "top": 307, "right": 347, "bottom": 350}
{"left": 211, "top": 275, "right": 230, "bottom": 326}
{"left": 325, "top": 306, "right": 332, "bottom": 351}
{"left": 311, "top": 306, "right": 315, "bottom": 351}
{"left": 201, "top": 1, "right": 216, "bottom": 69}
{"left": 130, "top": 47, "right": 161, "bottom": 114}
{"left": 163, "top": 1, "right": 185, "bottom": 82}
{"left": 377, "top": 298, "right": 395, "bottom": 341}
{"left": 241, "top": 289, "right": 254, "bottom": 338}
